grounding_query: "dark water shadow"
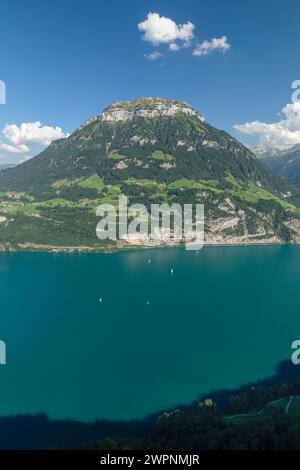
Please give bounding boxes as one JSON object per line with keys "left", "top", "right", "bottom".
{"left": 0, "top": 414, "right": 157, "bottom": 450}
{"left": 193, "top": 359, "right": 300, "bottom": 409}
{"left": 0, "top": 359, "right": 299, "bottom": 449}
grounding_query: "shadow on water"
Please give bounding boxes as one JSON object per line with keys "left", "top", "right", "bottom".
{"left": 0, "top": 359, "right": 299, "bottom": 449}
{"left": 195, "top": 359, "right": 300, "bottom": 409}
{"left": 0, "top": 414, "right": 157, "bottom": 450}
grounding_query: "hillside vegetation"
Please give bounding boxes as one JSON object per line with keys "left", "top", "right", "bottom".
{"left": 0, "top": 98, "right": 299, "bottom": 249}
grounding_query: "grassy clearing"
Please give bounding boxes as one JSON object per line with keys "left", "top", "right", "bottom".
{"left": 230, "top": 182, "right": 295, "bottom": 211}
{"left": 225, "top": 172, "right": 242, "bottom": 188}
{"left": 78, "top": 173, "right": 104, "bottom": 190}
{"left": 1, "top": 172, "right": 297, "bottom": 219}
{"left": 125, "top": 177, "right": 166, "bottom": 190}
{"left": 0, "top": 181, "right": 123, "bottom": 214}
{"left": 48, "top": 172, "right": 296, "bottom": 212}
{"left": 52, "top": 173, "right": 104, "bottom": 191}
{"left": 107, "top": 153, "right": 127, "bottom": 160}
{"left": 168, "top": 178, "right": 221, "bottom": 193}
{"left": 3, "top": 198, "right": 80, "bottom": 215}
{"left": 52, "top": 179, "right": 75, "bottom": 189}
{"left": 150, "top": 150, "right": 175, "bottom": 161}
{"left": 0, "top": 191, "right": 34, "bottom": 201}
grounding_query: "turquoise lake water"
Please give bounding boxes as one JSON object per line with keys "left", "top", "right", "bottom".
{"left": 0, "top": 246, "right": 299, "bottom": 422}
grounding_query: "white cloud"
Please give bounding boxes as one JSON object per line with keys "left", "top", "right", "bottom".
{"left": 138, "top": 12, "right": 194, "bottom": 50}
{"left": 0, "top": 143, "right": 29, "bottom": 154}
{"left": 3, "top": 121, "right": 69, "bottom": 146}
{"left": 0, "top": 121, "right": 69, "bottom": 164}
{"left": 193, "top": 36, "right": 230, "bottom": 56}
{"left": 169, "top": 42, "right": 180, "bottom": 52}
{"left": 138, "top": 13, "right": 231, "bottom": 61}
{"left": 144, "top": 51, "right": 163, "bottom": 61}
{"left": 233, "top": 101, "right": 300, "bottom": 149}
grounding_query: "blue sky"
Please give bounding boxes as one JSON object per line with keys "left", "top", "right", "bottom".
{"left": 1, "top": 0, "right": 300, "bottom": 163}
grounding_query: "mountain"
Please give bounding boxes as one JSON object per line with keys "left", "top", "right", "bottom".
{"left": 0, "top": 97, "right": 299, "bottom": 251}
{"left": 0, "top": 164, "right": 16, "bottom": 171}
{"left": 0, "top": 99, "right": 290, "bottom": 195}
{"left": 252, "top": 144, "right": 284, "bottom": 159}
{"left": 259, "top": 144, "right": 300, "bottom": 190}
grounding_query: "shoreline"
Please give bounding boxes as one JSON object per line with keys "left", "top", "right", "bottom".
{"left": 0, "top": 239, "right": 291, "bottom": 254}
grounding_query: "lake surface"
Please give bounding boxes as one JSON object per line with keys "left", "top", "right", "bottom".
{"left": 0, "top": 246, "right": 299, "bottom": 422}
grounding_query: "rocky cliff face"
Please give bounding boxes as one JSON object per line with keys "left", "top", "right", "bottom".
{"left": 80, "top": 97, "right": 205, "bottom": 127}
{"left": 101, "top": 98, "right": 205, "bottom": 122}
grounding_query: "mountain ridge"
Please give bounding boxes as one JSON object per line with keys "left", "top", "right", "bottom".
{"left": 0, "top": 97, "right": 299, "bottom": 250}
{"left": 259, "top": 143, "right": 300, "bottom": 190}
{"left": 79, "top": 98, "right": 205, "bottom": 130}
{"left": 0, "top": 97, "right": 290, "bottom": 196}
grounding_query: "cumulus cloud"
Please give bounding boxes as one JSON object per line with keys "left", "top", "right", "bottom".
{"left": 3, "top": 121, "right": 69, "bottom": 146}
{"left": 144, "top": 51, "right": 163, "bottom": 61}
{"left": 169, "top": 42, "right": 180, "bottom": 52}
{"left": 0, "top": 121, "right": 69, "bottom": 163}
{"left": 138, "top": 12, "right": 195, "bottom": 50}
{"left": 0, "top": 143, "right": 29, "bottom": 154}
{"left": 138, "top": 12, "right": 231, "bottom": 61}
{"left": 233, "top": 101, "right": 300, "bottom": 149}
{"left": 193, "top": 36, "right": 230, "bottom": 56}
